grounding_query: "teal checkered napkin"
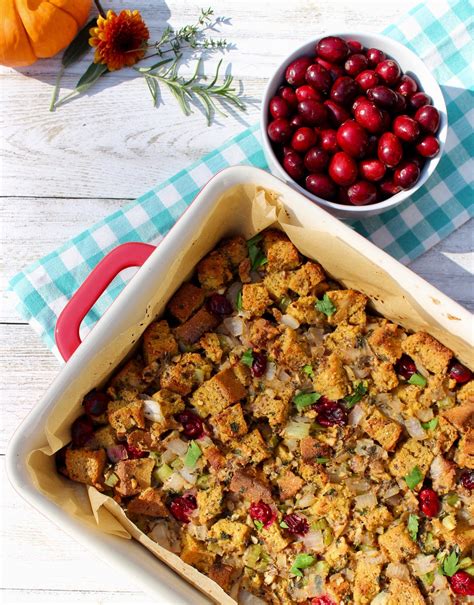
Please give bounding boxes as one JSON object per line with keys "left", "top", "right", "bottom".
{"left": 9, "top": 0, "right": 474, "bottom": 360}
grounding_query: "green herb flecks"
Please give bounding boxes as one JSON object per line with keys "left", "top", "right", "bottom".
{"left": 421, "top": 417, "right": 438, "bottom": 431}
{"left": 303, "top": 364, "right": 314, "bottom": 377}
{"left": 236, "top": 288, "right": 243, "bottom": 312}
{"left": 407, "top": 514, "right": 419, "bottom": 541}
{"left": 316, "top": 457, "right": 329, "bottom": 465}
{"left": 441, "top": 548, "right": 461, "bottom": 577}
{"left": 290, "top": 553, "right": 316, "bottom": 577}
{"left": 405, "top": 465, "right": 423, "bottom": 490}
{"left": 344, "top": 381, "right": 368, "bottom": 408}
{"left": 315, "top": 294, "right": 336, "bottom": 317}
{"left": 293, "top": 391, "right": 321, "bottom": 412}
{"left": 254, "top": 520, "right": 264, "bottom": 531}
{"left": 279, "top": 520, "right": 289, "bottom": 529}
{"left": 241, "top": 348, "right": 254, "bottom": 367}
{"left": 184, "top": 440, "right": 202, "bottom": 468}
{"left": 408, "top": 373, "right": 427, "bottom": 387}
{"left": 246, "top": 234, "right": 268, "bottom": 271}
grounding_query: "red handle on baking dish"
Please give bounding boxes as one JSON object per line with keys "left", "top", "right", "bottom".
{"left": 55, "top": 242, "right": 156, "bottom": 362}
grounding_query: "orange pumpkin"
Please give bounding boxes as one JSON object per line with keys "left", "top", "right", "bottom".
{"left": 0, "top": 0, "right": 92, "bottom": 67}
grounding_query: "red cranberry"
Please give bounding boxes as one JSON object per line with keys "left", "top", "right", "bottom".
{"left": 126, "top": 443, "right": 147, "bottom": 459}
{"left": 249, "top": 500, "right": 275, "bottom": 528}
{"left": 375, "top": 59, "right": 401, "bottom": 85}
{"left": 330, "top": 76, "right": 360, "bottom": 107}
{"left": 380, "top": 109, "right": 391, "bottom": 131}
{"left": 337, "top": 186, "right": 350, "bottom": 205}
{"left": 460, "top": 470, "right": 474, "bottom": 491}
{"left": 344, "top": 53, "right": 368, "bottom": 76}
{"left": 347, "top": 39, "right": 364, "bottom": 54}
{"left": 396, "top": 74, "right": 418, "bottom": 97}
{"left": 396, "top": 354, "right": 417, "bottom": 379}
{"left": 269, "top": 96, "right": 290, "bottom": 119}
{"left": 378, "top": 132, "right": 403, "bottom": 168}
{"left": 251, "top": 352, "right": 267, "bottom": 378}
{"left": 329, "top": 152, "right": 358, "bottom": 186}
{"left": 366, "top": 47, "right": 386, "bottom": 66}
{"left": 305, "top": 63, "right": 332, "bottom": 94}
{"left": 314, "top": 396, "right": 348, "bottom": 427}
{"left": 268, "top": 118, "right": 292, "bottom": 144}
{"left": 393, "top": 115, "right": 420, "bottom": 143}
{"left": 306, "top": 174, "right": 337, "bottom": 200}
{"left": 448, "top": 361, "right": 472, "bottom": 384}
{"left": 366, "top": 134, "right": 379, "bottom": 156}
{"left": 206, "top": 293, "right": 232, "bottom": 316}
{"left": 290, "top": 114, "right": 307, "bottom": 129}
{"left": 355, "top": 69, "right": 379, "bottom": 91}
{"left": 292, "top": 127, "right": 317, "bottom": 153}
{"left": 354, "top": 99, "right": 384, "bottom": 134}
{"left": 298, "top": 100, "right": 329, "bottom": 126}
{"left": 304, "top": 146, "right": 329, "bottom": 172}
{"left": 419, "top": 488, "right": 440, "bottom": 517}
{"left": 320, "top": 129, "right": 339, "bottom": 153}
{"left": 416, "top": 135, "right": 440, "bottom": 158}
{"left": 348, "top": 180, "right": 377, "bottom": 205}
{"left": 324, "top": 100, "right": 351, "bottom": 127}
{"left": 336, "top": 120, "right": 369, "bottom": 159}
{"left": 170, "top": 494, "right": 197, "bottom": 523}
{"left": 296, "top": 85, "right": 322, "bottom": 102}
{"left": 83, "top": 390, "right": 110, "bottom": 417}
{"left": 177, "top": 410, "right": 204, "bottom": 439}
{"left": 394, "top": 92, "right": 407, "bottom": 114}
{"left": 283, "top": 151, "right": 305, "bottom": 180}
{"left": 311, "top": 597, "right": 336, "bottom": 605}
{"left": 379, "top": 178, "right": 402, "bottom": 199}
{"left": 409, "top": 91, "right": 432, "bottom": 111}
{"left": 449, "top": 571, "right": 474, "bottom": 596}
{"left": 286, "top": 56, "right": 313, "bottom": 87}
{"left": 367, "top": 85, "right": 398, "bottom": 111}
{"left": 359, "top": 159, "right": 386, "bottom": 182}
{"left": 316, "top": 36, "right": 349, "bottom": 64}
{"left": 71, "top": 415, "right": 94, "bottom": 447}
{"left": 316, "top": 57, "right": 344, "bottom": 81}
{"left": 415, "top": 105, "right": 440, "bottom": 134}
{"left": 279, "top": 85, "right": 298, "bottom": 108}
{"left": 394, "top": 161, "right": 420, "bottom": 189}
{"left": 283, "top": 513, "right": 309, "bottom": 535}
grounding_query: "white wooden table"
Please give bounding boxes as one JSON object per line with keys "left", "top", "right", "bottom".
{"left": 1, "top": 1, "right": 472, "bottom": 602}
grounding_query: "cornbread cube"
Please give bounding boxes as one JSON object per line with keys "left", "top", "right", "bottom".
{"left": 127, "top": 487, "right": 167, "bottom": 517}
{"left": 199, "top": 332, "right": 223, "bottom": 364}
{"left": 151, "top": 389, "right": 184, "bottom": 417}
{"left": 142, "top": 320, "right": 178, "bottom": 365}
{"left": 231, "top": 429, "right": 270, "bottom": 465}
{"left": 378, "top": 522, "right": 419, "bottom": 562}
{"left": 114, "top": 458, "right": 155, "bottom": 497}
{"left": 214, "top": 403, "right": 248, "bottom": 440}
{"left": 299, "top": 436, "right": 330, "bottom": 461}
{"left": 251, "top": 386, "right": 293, "bottom": 427}
{"left": 263, "top": 270, "right": 289, "bottom": 299}
{"left": 298, "top": 461, "right": 329, "bottom": 489}
{"left": 168, "top": 282, "right": 205, "bottom": 323}
{"left": 241, "top": 283, "right": 271, "bottom": 317}
{"left": 65, "top": 448, "right": 106, "bottom": 489}
{"left": 388, "top": 439, "right": 434, "bottom": 482}
{"left": 325, "top": 289, "right": 367, "bottom": 326}
{"left": 443, "top": 402, "right": 474, "bottom": 431}
{"left": 430, "top": 455, "right": 456, "bottom": 494}
{"left": 402, "top": 331, "right": 453, "bottom": 374}
{"left": 238, "top": 258, "right": 251, "bottom": 283}
{"left": 370, "top": 360, "right": 399, "bottom": 393}
{"left": 181, "top": 533, "right": 216, "bottom": 572}
{"left": 310, "top": 484, "right": 350, "bottom": 528}
{"left": 457, "top": 379, "right": 474, "bottom": 405}
{"left": 286, "top": 296, "right": 322, "bottom": 325}
{"left": 232, "top": 361, "right": 252, "bottom": 387}
{"left": 267, "top": 579, "right": 293, "bottom": 605}
{"left": 174, "top": 308, "right": 220, "bottom": 345}
{"left": 368, "top": 321, "right": 404, "bottom": 363}
{"left": 325, "top": 537, "right": 350, "bottom": 571}
{"left": 108, "top": 358, "right": 145, "bottom": 396}
{"left": 354, "top": 559, "right": 382, "bottom": 604}
{"left": 271, "top": 328, "right": 311, "bottom": 371}
{"left": 455, "top": 428, "right": 474, "bottom": 469}
{"left": 432, "top": 519, "right": 474, "bottom": 553}
{"left": 203, "top": 445, "right": 226, "bottom": 473}
{"left": 208, "top": 562, "right": 235, "bottom": 592}
{"left": 277, "top": 470, "right": 304, "bottom": 500}
{"left": 259, "top": 521, "right": 291, "bottom": 554}
{"left": 160, "top": 353, "right": 211, "bottom": 396}
{"left": 197, "top": 251, "right": 232, "bottom": 290}
{"left": 89, "top": 425, "right": 118, "bottom": 449}
{"left": 288, "top": 262, "right": 326, "bottom": 295}
{"left": 248, "top": 318, "right": 280, "bottom": 349}
{"left": 127, "top": 429, "right": 162, "bottom": 451}
{"left": 327, "top": 573, "right": 351, "bottom": 603}
{"left": 325, "top": 322, "right": 363, "bottom": 355}
{"left": 360, "top": 506, "right": 393, "bottom": 532}
{"left": 208, "top": 519, "right": 250, "bottom": 554}
{"left": 313, "top": 352, "right": 349, "bottom": 400}
{"left": 196, "top": 484, "right": 223, "bottom": 524}
{"left": 387, "top": 578, "right": 424, "bottom": 605}
{"left": 361, "top": 407, "right": 402, "bottom": 451}
{"left": 262, "top": 229, "right": 301, "bottom": 272}
{"left": 191, "top": 367, "right": 246, "bottom": 417}
{"left": 108, "top": 400, "right": 145, "bottom": 436}
{"left": 229, "top": 469, "right": 272, "bottom": 502}
{"left": 218, "top": 235, "right": 248, "bottom": 266}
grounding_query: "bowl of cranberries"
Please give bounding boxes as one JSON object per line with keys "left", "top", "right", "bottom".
{"left": 261, "top": 32, "right": 447, "bottom": 217}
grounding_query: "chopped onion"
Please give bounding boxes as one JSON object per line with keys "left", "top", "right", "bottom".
{"left": 306, "top": 327, "right": 324, "bottom": 346}
{"left": 411, "top": 554, "right": 436, "bottom": 576}
{"left": 239, "top": 589, "right": 267, "bottom": 605}
{"left": 278, "top": 369, "right": 292, "bottom": 383}
{"left": 188, "top": 523, "right": 208, "bottom": 541}
{"left": 143, "top": 399, "right": 165, "bottom": 423}
{"left": 285, "top": 438, "right": 299, "bottom": 452}
{"left": 405, "top": 417, "right": 426, "bottom": 440}
{"left": 223, "top": 316, "right": 244, "bottom": 336}
{"left": 370, "top": 592, "right": 390, "bottom": 605}
{"left": 281, "top": 314, "right": 300, "bottom": 329}
{"left": 432, "top": 591, "right": 452, "bottom": 605}
{"left": 148, "top": 521, "right": 172, "bottom": 549}
{"left": 180, "top": 467, "right": 197, "bottom": 485}
{"left": 161, "top": 449, "right": 176, "bottom": 464}
{"left": 297, "top": 491, "right": 317, "bottom": 508}
{"left": 264, "top": 361, "right": 277, "bottom": 381}
{"left": 226, "top": 281, "right": 243, "bottom": 310}
{"left": 364, "top": 552, "right": 386, "bottom": 565}
{"left": 386, "top": 563, "right": 410, "bottom": 580}
{"left": 301, "top": 529, "right": 324, "bottom": 552}
{"left": 355, "top": 492, "right": 377, "bottom": 510}
{"left": 349, "top": 404, "right": 364, "bottom": 426}
{"left": 433, "top": 573, "right": 449, "bottom": 590}
{"left": 106, "top": 445, "right": 128, "bottom": 463}
{"left": 416, "top": 408, "right": 434, "bottom": 422}
{"left": 166, "top": 438, "right": 188, "bottom": 456}
{"left": 162, "top": 472, "right": 186, "bottom": 492}
{"left": 383, "top": 484, "right": 400, "bottom": 499}
{"left": 414, "top": 359, "right": 429, "bottom": 378}
{"left": 283, "top": 421, "right": 310, "bottom": 440}
{"left": 197, "top": 435, "right": 213, "bottom": 448}
{"left": 345, "top": 478, "right": 371, "bottom": 495}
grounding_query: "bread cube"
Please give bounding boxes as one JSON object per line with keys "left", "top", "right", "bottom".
{"left": 142, "top": 320, "right": 178, "bottom": 365}
{"left": 402, "top": 331, "right": 453, "bottom": 374}
{"left": 208, "top": 519, "right": 250, "bottom": 554}
{"left": 378, "top": 522, "right": 419, "bottom": 562}
{"left": 65, "top": 448, "right": 106, "bottom": 489}
{"left": 313, "top": 352, "right": 349, "bottom": 400}
{"left": 288, "top": 262, "right": 326, "bottom": 295}
{"left": 197, "top": 251, "right": 232, "bottom": 290}
{"left": 191, "top": 367, "right": 246, "bottom": 417}
{"left": 251, "top": 386, "right": 293, "bottom": 427}
{"left": 241, "top": 283, "right": 271, "bottom": 317}
{"left": 168, "top": 282, "right": 205, "bottom": 323}
{"left": 214, "top": 403, "right": 248, "bottom": 440}
{"left": 262, "top": 230, "right": 300, "bottom": 272}
{"left": 362, "top": 407, "right": 402, "bottom": 451}
{"left": 388, "top": 439, "right": 434, "bottom": 483}
{"left": 181, "top": 533, "right": 216, "bottom": 572}
{"left": 114, "top": 458, "right": 155, "bottom": 497}
{"left": 127, "top": 487, "right": 168, "bottom": 517}
{"left": 108, "top": 400, "right": 145, "bottom": 436}
{"left": 368, "top": 321, "right": 404, "bottom": 363}
{"left": 174, "top": 307, "right": 220, "bottom": 345}
{"left": 325, "top": 289, "right": 367, "bottom": 326}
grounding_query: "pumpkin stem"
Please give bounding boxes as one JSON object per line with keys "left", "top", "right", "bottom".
{"left": 49, "top": 66, "right": 65, "bottom": 112}
{"left": 94, "top": 0, "right": 106, "bottom": 18}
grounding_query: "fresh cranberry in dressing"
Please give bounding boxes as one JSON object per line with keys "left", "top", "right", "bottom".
{"left": 71, "top": 414, "right": 94, "bottom": 447}
{"left": 251, "top": 352, "right": 267, "bottom": 378}
{"left": 314, "top": 396, "right": 348, "bottom": 427}
{"left": 395, "top": 354, "right": 417, "bottom": 380}
{"left": 170, "top": 494, "right": 197, "bottom": 523}
{"left": 449, "top": 571, "right": 474, "bottom": 596}
{"left": 283, "top": 513, "right": 309, "bottom": 535}
{"left": 448, "top": 361, "right": 472, "bottom": 384}
{"left": 418, "top": 487, "right": 440, "bottom": 517}
{"left": 177, "top": 410, "right": 204, "bottom": 439}
{"left": 249, "top": 500, "right": 275, "bottom": 528}
{"left": 206, "top": 293, "right": 233, "bottom": 316}
{"left": 311, "top": 596, "right": 336, "bottom": 605}
{"left": 460, "top": 470, "right": 474, "bottom": 491}
{"left": 83, "top": 390, "right": 110, "bottom": 417}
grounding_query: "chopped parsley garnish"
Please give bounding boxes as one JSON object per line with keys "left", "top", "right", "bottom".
{"left": 236, "top": 288, "right": 243, "bottom": 312}
{"left": 441, "top": 549, "right": 460, "bottom": 577}
{"left": 293, "top": 391, "right": 321, "bottom": 412}
{"left": 315, "top": 293, "right": 336, "bottom": 317}
{"left": 247, "top": 234, "right": 268, "bottom": 271}
{"left": 241, "top": 348, "right": 254, "bottom": 367}
{"left": 407, "top": 514, "right": 419, "bottom": 541}
{"left": 421, "top": 417, "right": 438, "bottom": 431}
{"left": 254, "top": 520, "right": 264, "bottom": 531}
{"left": 303, "top": 364, "right": 314, "bottom": 377}
{"left": 279, "top": 520, "right": 289, "bottom": 529}
{"left": 408, "top": 373, "right": 427, "bottom": 387}
{"left": 344, "top": 381, "right": 368, "bottom": 408}
{"left": 184, "top": 440, "right": 202, "bottom": 468}
{"left": 405, "top": 465, "right": 423, "bottom": 490}
{"left": 316, "top": 457, "right": 329, "bottom": 465}
{"left": 290, "top": 553, "right": 316, "bottom": 577}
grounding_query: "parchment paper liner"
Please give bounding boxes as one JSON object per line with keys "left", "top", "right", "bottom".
{"left": 25, "top": 183, "right": 473, "bottom": 604}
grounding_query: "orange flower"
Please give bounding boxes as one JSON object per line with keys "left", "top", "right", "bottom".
{"left": 89, "top": 10, "right": 150, "bottom": 71}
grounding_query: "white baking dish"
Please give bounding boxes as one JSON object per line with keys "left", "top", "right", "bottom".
{"left": 6, "top": 166, "right": 473, "bottom": 604}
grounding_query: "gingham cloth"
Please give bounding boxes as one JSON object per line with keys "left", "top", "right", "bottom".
{"left": 9, "top": 0, "right": 474, "bottom": 361}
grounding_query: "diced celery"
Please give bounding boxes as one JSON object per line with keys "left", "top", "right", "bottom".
{"left": 244, "top": 544, "right": 262, "bottom": 570}
{"left": 148, "top": 451, "right": 161, "bottom": 465}
{"left": 104, "top": 473, "right": 119, "bottom": 488}
{"left": 460, "top": 557, "right": 473, "bottom": 569}
{"left": 171, "top": 458, "right": 184, "bottom": 471}
{"left": 314, "top": 561, "right": 329, "bottom": 576}
{"left": 283, "top": 421, "right": 310, "bottom": 440}
{"left": 155, "top": 463, "right": 173, "bottom": 484}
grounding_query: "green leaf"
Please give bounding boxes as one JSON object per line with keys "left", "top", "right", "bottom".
{"left": 293, "top": 391, "right": 321, "bottom": 412}
{"left": 442, "top": 549, "right": 460, "bottom": 577}
{"left": 62, "top": 18, "right": 96, "bottom": 68}
{"left": 303, "top": 365, "right": 314, "bottom": 377}
{"left": 344, "top": 381, "right": 368, "bottom": 408}
{"left": 184, "top": 440, "right": 202, "bottom": 468}
{"left": 407, "top": 514, "right": 419, "bottom": 541}
{"left": 104, "top": 472, "right": 119, "bottom": 487}
{"left": 405, "top": 465, "right": 423, "bottom": 490}
{"left": 236, "top": 288, "right": 243, "bottom": 312}
{"left": 241, "top": 349, "right": 254, "bottom": 367}
{"left": 316, "top": 457, "right": 329, "bottom": 464}
{"left": 247, "top": 234, "right": 267, "bottom": 271}
{"left": 279, "top": 520, "right": 289, "bottom": 529}
{"left": 254, "top": 520, "right": 264, "bottom": 531}
{"left": 422, "top": 571, "right": 435, "bottom": 586}
{"left": 421, "top": 417, "right": 438, "bottom": 431}
{"left": 315, "top": 294, "right": 336, "bottom": 317}
{"left": 75, "top": 62, "right": 108, "bottom": 94}
{"left": 408, "top": 373, "right": 427, "bottom": 387}
{"left": 290, "top": 553, "right": 316, "bottom": 577}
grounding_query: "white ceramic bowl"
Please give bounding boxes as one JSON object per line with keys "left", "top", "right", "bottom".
{"left": 261, "top": 32, "right": 448, "bottom": 218}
